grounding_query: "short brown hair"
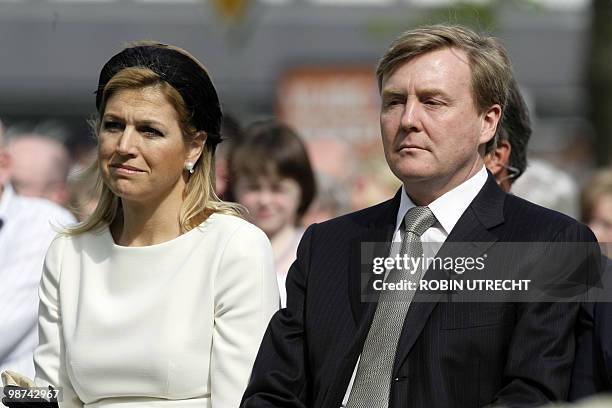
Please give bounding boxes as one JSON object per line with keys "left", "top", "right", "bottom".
{"left": 228, "top": 120, "right": 316, "bottom": 219}
{"left": 376, "top": 25, "right": 513, "bottom": 151}
{"left": 497, "top": 76, "right": 531, "bottom": 179}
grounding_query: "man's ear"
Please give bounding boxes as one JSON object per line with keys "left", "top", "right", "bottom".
{"left": 484, "top": 139, "right": 511, "bottom": 177}
{"left": 0, "top": 151, "right": 11, "bottom": 185}
{"left": 479, "top": 104, "right": 502, "bottom": 146}
{"left": 186, "top": 131, "right": 207, "bottom": 165}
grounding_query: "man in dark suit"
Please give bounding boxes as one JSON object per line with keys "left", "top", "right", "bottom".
{"left": 570, "top": 256, "right": 612, "bottom": 400}
{"left": 485, "top": 76, "right": 531, "bottom": 192}
{"left": 242, "top": 25, "right": 598, "bottom": 408}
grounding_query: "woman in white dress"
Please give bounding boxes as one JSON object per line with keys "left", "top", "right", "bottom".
{"left": 4, "top": 43, "right": 279, "bottom": 408}
{"left": 228, "top": 121, "right": 315, "bottom": 307}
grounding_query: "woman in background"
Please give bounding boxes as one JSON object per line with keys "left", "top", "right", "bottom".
{"left": 581, "top": 169, "right": 612, "bottom": 256}
{"left": 229, "top": 121, "right": 315, "bottom": 307}
{"left": 3, "top": 43, "right": 278, "bottom": 407}
{"left": 570, "top": 168, "right": 612, "bottom": 399}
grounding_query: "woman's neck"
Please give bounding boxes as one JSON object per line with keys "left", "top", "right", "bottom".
{"left": 270, "top": 223, "right": 298, "bottom": 257}
{"left": 112, "top": 194, "right": 183, "bottom": 247}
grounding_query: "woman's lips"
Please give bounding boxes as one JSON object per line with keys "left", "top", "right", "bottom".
{"left": 110, "top": 164, "right": 145, "bottom": 174}
{"left": 256, "top": 211, "right": 273, "bottom": 219}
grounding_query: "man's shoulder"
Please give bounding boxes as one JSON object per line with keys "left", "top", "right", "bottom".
{"left": 503, "top": 192, "right": 592, "bottom": 239}
{"left": 10, "top": 194, "right": 75, "bottom": 226}
{"left": 505, "top": 192, "right": 576, "bottom": 224}
{"left": 310, "top": 197, "right": 396, "bottom": 234}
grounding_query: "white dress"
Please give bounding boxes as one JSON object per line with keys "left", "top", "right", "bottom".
{"left": 33, "top": 213, "right": 279, "bottom": 408}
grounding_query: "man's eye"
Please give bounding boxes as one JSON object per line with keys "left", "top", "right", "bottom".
{"left": 103, "top": 121, "right": 122, "bottom": 131}
{"left": 424, "top": 99, "right": 442, "bottom": 106}
{"left": 385, "top": 99, "right": 402, "bottom": 107}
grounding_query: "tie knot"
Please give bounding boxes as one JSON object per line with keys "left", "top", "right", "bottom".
{"left": 403, "top": 206, "right": 436, "bottom": 237}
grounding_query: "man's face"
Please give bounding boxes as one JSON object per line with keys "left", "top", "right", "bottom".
{"left": 0, "top": 150, "right": 8, "bottom": 187}
{"left": 380, "top": 47, "right": 500, "bottom": 200}
{"left": 8, "top": 137, "right": 68, "bottom": 204}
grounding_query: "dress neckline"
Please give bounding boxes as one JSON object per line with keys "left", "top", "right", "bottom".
{"left": 102, "top": 212, "right": 219, "bottom": 250}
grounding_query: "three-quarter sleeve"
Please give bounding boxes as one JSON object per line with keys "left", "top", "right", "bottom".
{"left": 211, "top": 223, "right": 279, "bottom": 407}
{"left": 34, "top": 235, "right": 83, "bottom": 408}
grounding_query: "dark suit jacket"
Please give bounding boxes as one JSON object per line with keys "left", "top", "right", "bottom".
{"left": 569, "top": 257, "right": 612, "bottom": 399}
{"left": 242, "top": 175, "right": 599, "bottom": 408}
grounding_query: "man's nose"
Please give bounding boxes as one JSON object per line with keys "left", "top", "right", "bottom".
{"left": 400, "top": 99, "right": 421, "bottom": 132}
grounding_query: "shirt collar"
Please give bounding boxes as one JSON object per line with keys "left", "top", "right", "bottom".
{"left": 395, "top": 166, "right": 488, "bottom": 235}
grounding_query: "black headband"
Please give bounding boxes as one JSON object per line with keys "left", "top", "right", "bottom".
{"left": 95, "top": 44, "right": 222, "bottom": 147}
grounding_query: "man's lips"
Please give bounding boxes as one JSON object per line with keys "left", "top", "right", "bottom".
{"left": 397, "top": 144, "right": 426, "bottom": 152}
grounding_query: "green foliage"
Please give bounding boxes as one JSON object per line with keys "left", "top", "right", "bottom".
{"left": 419, "top": 2, "right": 497, "bottom": 31}
{"left": 364, "top": 0, "right": 544, "bottom": 40}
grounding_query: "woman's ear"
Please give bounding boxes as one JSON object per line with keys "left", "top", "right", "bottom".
{"left": 186, "top": 131, "right": 207, "bottom": 165}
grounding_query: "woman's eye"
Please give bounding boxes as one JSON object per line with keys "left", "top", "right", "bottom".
{"left": 243, "top": 185, "right": 262, "bottom": 193}
{"left": 273, "top": 184, "right": 290, "bottom": 194}
{"left": 141, "top": 127, "right": 163, "bottom": 137}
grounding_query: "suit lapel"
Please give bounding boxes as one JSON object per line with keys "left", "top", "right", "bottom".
{"left": 348, "top": 191, "right": 401, "bottom": 324}
{"left": 393, "top": 174, "right": 506, "bottom": 374}
{"left": 325, "top": 191, "right": 400, "bottom": 407}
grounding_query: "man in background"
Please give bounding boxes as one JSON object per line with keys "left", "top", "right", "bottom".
{"left": 485, "top": 79, "right": 612, "bottom": 399}
{"left": 6, "top": 130, "right": 71, "bottom": 206}
{"left": 485, "top": 76, "right": 531, "bottom": 192}
{"left": 0, "top": 119, "right": 75, "bottom": 377}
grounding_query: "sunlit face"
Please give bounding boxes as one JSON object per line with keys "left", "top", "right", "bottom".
{"left": 380, "top": 47, "right": 500, "bottom": 199}
{"left": 98, "top": 86, "right": 202, "bottom": 206}
{"left": 233, "top": 174, "right": 302, "bottom": 238}
{"left": 590, "top": 193, "right": 612, "bottom": 244}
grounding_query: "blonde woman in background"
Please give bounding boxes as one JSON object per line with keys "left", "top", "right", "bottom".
{"left": 581, "top": 169, "right": 612, "bottom": 257}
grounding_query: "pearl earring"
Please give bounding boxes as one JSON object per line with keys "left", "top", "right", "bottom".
{"left": 185, "top": 162, "right": 194, "bottom": 174}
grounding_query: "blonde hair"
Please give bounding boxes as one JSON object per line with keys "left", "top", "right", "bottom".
{"left": 67, "top": 61, "right": 243, "bottom": 235}
{"left": 581, "top": 168, "right": 612, "bottom": 223}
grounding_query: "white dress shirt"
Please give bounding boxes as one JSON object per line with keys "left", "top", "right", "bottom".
{"left": 341, "top": 166, "right": 488, "bottom": 406}
{"left": 0, "top": 184, "right": 75, "bottom": 377}
{"left": 34, "top": 213, "right": 279, "bottom": 407}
